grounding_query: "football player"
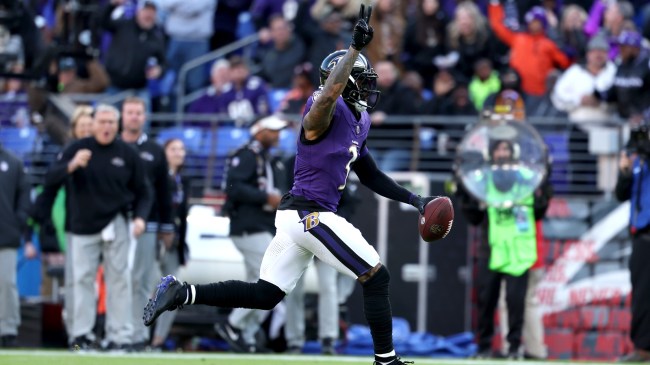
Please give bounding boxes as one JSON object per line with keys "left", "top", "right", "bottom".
{"left": 143, "top": 5, "right": 435, "bottom": 364}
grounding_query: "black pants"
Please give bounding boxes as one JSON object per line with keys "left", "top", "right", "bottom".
{"left": 477, "top": 258, "right": 529, "bottom": 354}
{"left": 630, "top": 232, "right": 650, "bottom": 350}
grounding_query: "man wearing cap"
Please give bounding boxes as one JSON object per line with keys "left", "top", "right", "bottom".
{"left": 56, "top": 56, "right": 110, "bottom": 94}
{"left": 101, "top": 0, "right": 165, "bottom": 112}
{"left": 597, "top": 30, "right": 650, "bottom": 121}
{"left": 551, "top": 35, "right": 617, "bottom": 124}
{"left": 215, "top": 116, "right": 288, "bottom": 353}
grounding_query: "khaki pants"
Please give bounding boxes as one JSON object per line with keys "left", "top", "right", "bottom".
{"left": 130, "top": 232, "right": 157, "bottom": 343}
{"left": 69, "top": 215, "right": 132, "bottom": 345}
{"left": 0, "top": 248, "right": 19, "bottom": 336}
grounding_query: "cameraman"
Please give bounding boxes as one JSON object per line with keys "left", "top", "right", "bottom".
{"left": 616, "top": 122, "right": 650, "bottom": 362}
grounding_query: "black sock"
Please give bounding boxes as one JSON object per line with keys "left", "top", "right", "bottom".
{"left": 193, "top": 279, "right": 285, "bottom": 309}
{"left": 362, "top": 266, "right": 395, "bottom": 360}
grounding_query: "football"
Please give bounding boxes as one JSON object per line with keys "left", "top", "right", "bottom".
{"left": 418, "top": 196, "right": 454, "bottom": 242}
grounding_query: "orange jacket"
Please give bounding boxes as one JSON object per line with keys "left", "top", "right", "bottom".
{"left": 488, "top": 4, "right": 571, "bottom": 96}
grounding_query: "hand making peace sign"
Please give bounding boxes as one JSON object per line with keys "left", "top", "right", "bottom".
{"left": 350, "top": 3, "right": 374, "bottom": 51}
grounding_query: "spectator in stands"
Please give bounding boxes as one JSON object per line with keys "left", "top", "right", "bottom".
{"left": 251, "top": 0, "right": 294, "bottom": 32}
{"left": 551, "top": 35, "right": 616, "bottom": 124}
{"left": 369, "top": 60, "right": 419, "bottom": 171}
{"left": 279, "top": 63, "right": 315, "bottom": 115}
{"left": 218, "top": 57, "right": 270, "bottom": 122}
{"left": 584, "top": 0, "right": 634, "bottom": 61}
{"left": 526, "top": 70, "right": 566, "bottom": 117}
{"left": 44, "top": 104, "right": 152, "bottom": 351}
{"left": 402, "top": 71, "right": 429, "bottom": 113}
{"left": 150, "top": 138, "right": 190, "bottom": 350}
{"left": 447, "top": 2, "right": 506, "bottom": 81}
{"left": 187, "top": 59, "right": 231, "bottom": 117}
{"left": 120, "top": 97, "right": 174, "bottom": 351}
{"left": 258, "top": 15, "right": 306, "bottom": 89}
{"left": 102, "top": 0, "right": 166, "bottom": 112}
{"left": 558, "top": 5, "right": 588, "bottom": 61}
{"left": 596, "top": 30, "right": 650, "bottom": 121}
{"left": 402, "top": 0, "right": 447, "bottom": 83}
{"left": 488, "top": 1, "right": 571, "bottom": 101}
{"left": 159, "top": 0, "right": 216, "bottom": 93}
{"left": 421, "top": 68, "right": 458, "bottom": 115}
{"left": 616, "top": 120, "right": 650, "bottom": 362}
{"left": 215, "top": 115, "right": 287, "bottom": 353}
{"left": 443, "top": 83, "right": 477, "bottom": 116}
{"left": 0, "top": 25, "right": 24, "bottom": 67}
{"left": 365, "top": 0, "right": 405, "bottom": 67}
{"left": 304, "top": 11, "right": 352, "bottom": 86}
{"left": 310, "top": 0, "right": 361, "bottom": 35}
{"left": 56, "top": 56, "right": 110, "bottom": 94}
{"left": 0, "top": 63, "right": 28, "bottom": 128}
{"left": 211, "top": 0, "right": 253, "bottom": 51}
{"left": 457, "top": 139, "right": 552, "bottom": 359}
{"left": 469, "top": 59, "right": 501, "bottom": 111}
{"left": 0, "top": 130, "right": 32, "bottom": 348}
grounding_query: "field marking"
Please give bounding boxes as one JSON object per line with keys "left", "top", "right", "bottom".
{"left": 0, "top": 350, "right": 609, "bottom": 365}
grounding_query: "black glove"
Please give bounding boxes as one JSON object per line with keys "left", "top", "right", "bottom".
{"left": 350, "top": 4, "right": 374, "bottom": 51}
{"left": 410, "top": 195, "right": 438, "bottom": 215}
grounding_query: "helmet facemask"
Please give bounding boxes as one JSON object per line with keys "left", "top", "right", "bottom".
{"left": 344, "top": 68, "right": 380, "bottom": 113}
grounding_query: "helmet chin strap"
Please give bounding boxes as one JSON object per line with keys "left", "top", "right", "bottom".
{"left": 354, "top": 100, "right": 368, "bottom": 113}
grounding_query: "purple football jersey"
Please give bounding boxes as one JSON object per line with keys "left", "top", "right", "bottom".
{"left": 290, "top": 93, "right": 370, "bottom": 212}
{"left": 219, "top": 76, "right": 269, "bottom": 120}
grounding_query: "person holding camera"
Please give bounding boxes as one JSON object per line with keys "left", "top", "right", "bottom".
{"left": 457, "top": 139, "right": 552, "bottom": 359}
{"left": 616, "top": 121, "right": 650, "bottom": 362}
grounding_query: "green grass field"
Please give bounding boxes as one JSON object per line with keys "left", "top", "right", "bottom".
{"left": 0, "top": 350, "right": 638, "bottom": 365}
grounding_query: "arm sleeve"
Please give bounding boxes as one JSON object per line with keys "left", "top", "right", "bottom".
{"left": 100, "top": 4, "right": 120, "bottom": 33}
{"left": 225, "top": 150, "right": 268, "bottom": 205}
{"left": 488, "top": 3, "right": 516, "bottom": 47}
{"left": 615, "top": 171, "right": 633, "bottom": 202}
{"left": 44, "top": 144, "right": 77, "bottom": 188}
{"left": 131, "top": 153, "right": 154, "bottom": 221}
{"left": 351, "top": 152, "right": 415, "bottom": 204}
{"left": 550, "top": 67, "right": 580, "bottom": 112}
{"left": 155, "top": 149, "right": 174, "bottom": 232}
{"left": 550, "top": 42, "right": 571, "bottom": 69}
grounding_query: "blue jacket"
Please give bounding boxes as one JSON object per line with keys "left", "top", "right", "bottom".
{"left": 616, "top": 157, "right": 650, "bottom": 233}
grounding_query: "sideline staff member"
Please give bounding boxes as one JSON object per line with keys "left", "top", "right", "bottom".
{"left": 45, "top": 104, "right": 152, "bottom": 350}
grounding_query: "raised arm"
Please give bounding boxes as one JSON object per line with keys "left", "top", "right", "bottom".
{"left": 303, "top": 4, "right": 374, "bottom": 141}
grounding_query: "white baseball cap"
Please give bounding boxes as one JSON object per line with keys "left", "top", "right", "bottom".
{"left": 250, "top": 115, "right": 288, "bottom": 135}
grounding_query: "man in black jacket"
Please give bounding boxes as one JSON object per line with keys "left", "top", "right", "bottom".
{"left": 598, "top": 30, "right": 650, "bottom": 121}
{"left": 102, "top": 0, "right": 165, "bottom": 112}
{"left": 215, "top": 115, "right": 288, "bottom": 353}
{"left": 119, "top": 97, "right": 173, "bottom": 350}
{"left": 0, "top": 142, "right": 31, "bottom": 348}
{"left": 45, "top": 104, "right": 152, "bottom": 350}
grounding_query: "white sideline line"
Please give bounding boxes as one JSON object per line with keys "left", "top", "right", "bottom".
{"left": 0, "top": 350, "right": 610, "bottom": 365}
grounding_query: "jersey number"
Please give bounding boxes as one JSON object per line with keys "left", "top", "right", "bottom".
{"left": 338, "top": 145, "right": 358, "bottom": 191}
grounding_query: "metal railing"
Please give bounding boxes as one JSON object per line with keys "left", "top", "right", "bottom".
{"left": 175, "top": 34, "right": 260, "bottom": 119}
{"left": 2, "top": 109, "right": 625, "bottom": 202}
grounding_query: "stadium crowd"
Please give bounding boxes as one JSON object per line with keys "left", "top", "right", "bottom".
{"left": 0, "top": 0, "right": 649, "bottom": 360}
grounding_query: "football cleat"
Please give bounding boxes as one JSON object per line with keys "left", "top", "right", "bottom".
{"left": 143, "top": 275, "right": 186, "bottom": 326}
